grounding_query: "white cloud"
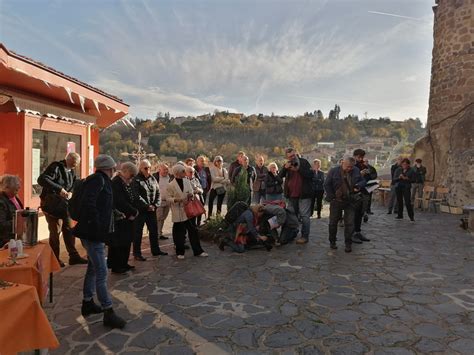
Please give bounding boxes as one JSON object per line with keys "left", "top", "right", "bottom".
{"left": 401, "top": 75, "right": 418, "bottom": 82}
{"left": 93, "top": 78, "right": 237, "bottom": 117}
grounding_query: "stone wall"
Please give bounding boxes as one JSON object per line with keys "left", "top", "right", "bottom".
{"left": 414, "top": 0, "right": 474, "bottom": 206}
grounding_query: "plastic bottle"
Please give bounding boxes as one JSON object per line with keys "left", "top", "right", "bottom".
{"left": 16, "top": 239, "right": 23, "bottom": 256}
{"left": 9, "top": 239, "right": 18, "bottom": 260}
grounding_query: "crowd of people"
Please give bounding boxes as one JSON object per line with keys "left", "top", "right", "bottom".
{"left": 0, "top": 148, "right": 427, "bottom": 329}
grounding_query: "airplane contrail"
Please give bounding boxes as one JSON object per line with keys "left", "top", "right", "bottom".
{"left": 368, "top": 11, "right": 420, "bottom": 21}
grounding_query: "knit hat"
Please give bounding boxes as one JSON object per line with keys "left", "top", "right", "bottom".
{"left": 94, "top": 154, "right": 116, "bottom": 169}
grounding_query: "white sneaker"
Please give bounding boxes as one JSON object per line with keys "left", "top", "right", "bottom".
{"left": 198, "top": 252, "right": 209, "bottom": 257}
{"left": 177, "top": 255, "right": 185, "bottom": 260}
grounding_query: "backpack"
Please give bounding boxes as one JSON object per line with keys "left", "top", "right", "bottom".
{"left": 224, "top": 201, "right": 249, "bottom": 225}
{"left": 68, "top": 178, "right": 86, "bottom": 221}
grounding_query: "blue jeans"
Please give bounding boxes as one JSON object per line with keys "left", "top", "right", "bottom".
{"left": 81, "top": 239, "right": 113, "bottom": 309}
{"left": 286, "top": 198, "right": 312, "bottom": 239}
{"left": 266, "top": 193, "right": 283, "bottom": 201}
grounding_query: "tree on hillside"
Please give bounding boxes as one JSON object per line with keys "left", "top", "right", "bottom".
{"left": 315, "top": 110, "right": 324, "bottom": 120}
{"left": 159, "top": 136, "right": 189, "bottom": 156}
{"left": 148, "top": 135, "right": 161, "bottom": 152}
{"left": 328, "top": 104, "right": 341, "bottom": 120}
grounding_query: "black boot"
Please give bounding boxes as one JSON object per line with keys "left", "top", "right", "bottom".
{"left": 103, "top": 308, "right": 126, "bottom": 329}
{"left": 81, "top": 299, "right": 103, "bottom": 317}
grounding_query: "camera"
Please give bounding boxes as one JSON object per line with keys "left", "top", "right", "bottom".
{"left": 288, "top": 159, "right": 299, "bottom": 168}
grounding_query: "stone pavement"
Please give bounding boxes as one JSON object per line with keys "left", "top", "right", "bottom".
{"left": 45, "top": 206, "right": 474, "bottom": 354}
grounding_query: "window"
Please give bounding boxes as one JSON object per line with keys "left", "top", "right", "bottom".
{"left": 32, "top": 130, "right": 81, "bottom": 196}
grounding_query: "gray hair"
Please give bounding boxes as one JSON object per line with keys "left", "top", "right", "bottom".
{"left": 121, "top": 162, "right": 138, "bottom": 175}
{"left": 66, "top": 152, "right": 81, "bottom": 162}
{"left": 313, "top": 159, "right": 321, "bottom": 164}
{"left": 267, "top": 162, "right": 278, "bottom": 170}
{"left": 172, "top": 164, "right": 186, "bottom": 176}
{"left": 185, "top": 166, "right": 195, "bottom": 174}
{"left": 342, "top": 156, "right": 355, "bottom": 165}
{"left": 213, "top": 155, "right": 223, "bottom": 163}
{"left": 0, "top": 174, "right": 21, "bottom": 192}
{"left": 139, "top": 159, "right": 151, "bottom": 168}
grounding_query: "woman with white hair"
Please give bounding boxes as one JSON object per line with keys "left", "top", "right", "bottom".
{"left": 167, "top": 164, "right": 208, "bottom": 259}
{"left": 108, "top": 162, "right": 139, "bottom": 274}
{"left": 208, "top": 156, "right": 230, "bottom": 216}
{"left": 265, "top": 162, "right": 283, "bottom": 201}
{"left": 0, "top": 175, "right": 23, "bottom": 247}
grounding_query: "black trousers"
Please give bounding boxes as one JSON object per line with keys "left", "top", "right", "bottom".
{"left": 173, "top": 220, "right": 204, "bottom": 256}
{"left": 208, "top": 188, "right": 225, "bottom": 216}
{"left": 354, "top": 194, "right": 369, "bottom": 233}
{"left": 367, "top": 192, "right": 373, "bottom": 212}
{"left": 396, "top": 187, "right": 414, "bottom": 219}
{"left": 107, "top": 244, "right": 131, "bottom": 271}
{"left": 133, "top": 211, "right": 161, "bottom": 256}
{"left": 310, "top": 191, "right": 324, "bottom": 216}
{"left": 329, "top": 200, "right": 355, "bottom": 246}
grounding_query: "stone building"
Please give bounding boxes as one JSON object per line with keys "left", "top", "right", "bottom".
{"left": 414, "top": 0, "right": 474, "bottom": 206}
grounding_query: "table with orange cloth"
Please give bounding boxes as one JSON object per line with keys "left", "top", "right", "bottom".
{"left": 0, "top": 242, "right": 61, "bottom": 304}
{"left": 0, "top": 283, "right": 59, "bottom": 355}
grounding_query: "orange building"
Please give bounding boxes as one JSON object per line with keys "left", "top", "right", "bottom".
{"left": 0, "top": 43, "right": 129, "bottom": 209}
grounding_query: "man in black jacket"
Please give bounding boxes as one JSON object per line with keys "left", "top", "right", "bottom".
{"left": 388, "top": 157, "right": 402, "bottom": 214}
{"left": 73, "top": 154, "right": 126, "bottom": 329}
{"left": 279, "top": 148, "right": 313, "bottom": 244}
{"left": 310, "top": 159, "right": 325, "bottom": 218}
{"left": 324, "top": 156, "right": 366, "bottom": 253}
{"left": 133, "top": 160, "right": 168, "bottom": 261}
{"left": 228, "top": 151, "right": 245, "bottom": 184}
{"left": 37, "top": 152, "right": 87, "bottom": 266}
{"left": 411, "top": 158, "right": 427, "bottom": 208}
{"left": 352, "top": 149, "right": 377, "bottom": 243}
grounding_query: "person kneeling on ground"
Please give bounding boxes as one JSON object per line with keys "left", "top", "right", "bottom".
{"left": 219, "top": 204, "right": 271, "bottom": 253}
{"left": 73, "top": 154, "right": 126, "bottom": 329}
{"left": 257, "top": 202, "right": 299, "bottom": 246}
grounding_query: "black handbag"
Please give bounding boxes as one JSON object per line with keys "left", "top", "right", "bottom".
{"left": 41, "top": 193, "right": 69, "bottom": 219}
{"left": 349, "top": 192, "right": 363, "bottom": 206}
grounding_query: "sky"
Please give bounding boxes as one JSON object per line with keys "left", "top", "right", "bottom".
{"left": 0, "top": 0, "right": 434, "bottom": 122}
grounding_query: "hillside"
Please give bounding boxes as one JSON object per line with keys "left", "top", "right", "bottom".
{"left": 100, "top": 110, "right": 425, "bottom": 169}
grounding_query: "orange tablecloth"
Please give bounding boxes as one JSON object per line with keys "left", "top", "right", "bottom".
{"left": 0, "top": 283, "right": 59, "bottom": 355}
{"left": 0, "top": 243, "right": 61, "bottom": 304}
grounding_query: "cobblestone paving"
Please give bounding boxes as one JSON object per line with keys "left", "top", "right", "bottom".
{"left": 46, "top": 207, "right": 474, "bottom": 354}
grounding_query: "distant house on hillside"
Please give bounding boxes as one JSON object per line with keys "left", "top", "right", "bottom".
{"left": 227, "top": 113, "right": 244, "bottom": 120}
{"left": 301, "top": 147, "right": 337, "bottom": 163}
{"left": 316, "top": 142, "right": 335, "bottom": 148}
{"left": 196, "top": 113, "right": 212, "bottom": 121}
{"left": 173, "top": 116, "right": 187, "bottom": 125}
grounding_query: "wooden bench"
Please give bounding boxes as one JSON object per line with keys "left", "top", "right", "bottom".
{"left": 415, "top": 186, "right": 435, "bottom": 211}
{"left": 376, "top": 180, "right": 391, "bottom": 206}
{"left": 430, "top": 187, "right": 450, "bottom": 213}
